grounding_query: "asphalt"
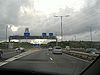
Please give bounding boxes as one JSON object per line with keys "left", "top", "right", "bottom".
{"left": 0, "top": 50, "right": 91, "bottom": 75}
{"left": 0, "top": 51, "right": 19, "bottom": 61}
{"left": 0, "top": 49, "right": 26, "bottom": 61}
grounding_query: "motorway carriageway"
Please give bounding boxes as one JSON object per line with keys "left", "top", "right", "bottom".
{"left": 0, "top": 49, "right": 91, "bottom": 75}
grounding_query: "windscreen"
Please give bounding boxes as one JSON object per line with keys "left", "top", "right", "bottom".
{"left": 0, "top": 0, "right": 99, "bottom": 75}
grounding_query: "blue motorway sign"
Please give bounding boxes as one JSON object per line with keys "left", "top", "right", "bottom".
{"left": 42, "top": 33, "right": 47, "bottom": 37}
{"left": 49, "top": 33, "right": 53, "bottom": 37}
{"left": 24, "top": 32, "right": 30, "bottom": 38}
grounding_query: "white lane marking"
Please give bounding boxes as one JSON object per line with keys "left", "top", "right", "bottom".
{"left": 0, "top": 50, "right": 39, "bottom": 66}
{"left": 0, "top": 62, "right": 8, "bottom": 66}
{"left": 50, "top": 57, "right": 53, "bottom": 61}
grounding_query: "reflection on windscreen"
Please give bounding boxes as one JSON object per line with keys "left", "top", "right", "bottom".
{"left": 0, "top": 0, "right": 100, "bottom": 75}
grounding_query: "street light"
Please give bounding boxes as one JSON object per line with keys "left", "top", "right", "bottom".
{"left": 54, "top": 15, "right": 70, "bottom": 41}
{"left": 6, "top": 25, "right": 11, "bottom": 42}
{"left": 6, "top": 25, "right": 11, "bottom": 49}
{"left": 6, "top": 25, "right": 18, "bottom": 49}
{"left": 90, "top": 25, "right": 93, "bottom": 48}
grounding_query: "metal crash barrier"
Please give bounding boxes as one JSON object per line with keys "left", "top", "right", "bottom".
{"left": 63, "top": 50, "right": 99, "bottom": 61}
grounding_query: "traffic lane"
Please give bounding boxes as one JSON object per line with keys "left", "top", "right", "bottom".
{"left": 1, "top": 50, "right": 25, "bottom": 61}
{"left": 2, "top": 48, "right": 29, "bottom": 60}
{"left": 0, "top": 50, "right": 52, "bottom": 70}
{"left": 48, "top": 51, "right": 90, "bottom": 75}
{"left": 2, "top": 49, "right": 16, "bottom": 53}
{"left": 2, "top": 48, "right": 26, "bottom": 53}
{"left": 0, "top": 50, "right": 67, "bottom": 75}
{"left": 0, "top": 50, "right": 14, "bottom": 61}
{"left": 0, "top": 50, "right": 91, "bottom": 75}
{"left": 2, "top": 52, "right": 19, "bottom": 60}
{"left": 0, "top": 50, "right": 90, "bottom": 75}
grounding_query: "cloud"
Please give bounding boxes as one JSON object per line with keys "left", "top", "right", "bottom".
{"left": 0, "top": 0, "right": 100, "bottom": 41}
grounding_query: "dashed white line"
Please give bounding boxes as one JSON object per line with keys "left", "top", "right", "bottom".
{"left": 49, "top": 57, "right": 55, "bottom": 63}
{"left": 50, "top": 57, "right": 53, "bottom": 61}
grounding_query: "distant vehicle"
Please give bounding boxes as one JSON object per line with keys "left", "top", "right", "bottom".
{"left": 20, "top": 47, "right": 25, "bottom": 52}
{"left": 65, "top": 46, "right": 70, "bottom": 50}
{"left": 48, "top": 47, "right": 53, "bottom": 51}
{"left": 91, "top": 49, "right": 100, "bottom": 54}
{"left": 15, "top": 47, "right": 25, "bottom": 53}
{"left": 52, "top": 46, "right": 62, "bottom": 54}
{"left": 86, "top": 48, "right": 100, "bottom": 54}
{"left": 15, "top": 48, "right": 22, "bottom": 53}
{"left": 0, "top": 49, "right": 3, "bottom": 58}
{"left": 15, "top": 48, "right": 19, "bottom": 52}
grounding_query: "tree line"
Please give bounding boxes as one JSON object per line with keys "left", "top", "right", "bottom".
{"left": 47, "top": 41, "right": 100, "bottom": 49}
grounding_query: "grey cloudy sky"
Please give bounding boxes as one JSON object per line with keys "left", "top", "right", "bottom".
{"left": 0, "top": 0, "right": 100, "bottom": 41}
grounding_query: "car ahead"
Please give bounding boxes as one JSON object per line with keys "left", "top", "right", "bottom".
{"left": 15, "top": 48, "right": 19, "bottom": 52}
{"left": 48, "top": 47, "right": 53, "bottom": 51}
{"left": 52, "top": 46, "right": 62, "bottom": 54}
{"left": 20, "top": 47, "right": 25, "bottom": 52}
{"left": 91, "top": 49, "right": 100, "bottom": 55}
{"left": 86, "top": 48, "right": 100, "bottom": 54}
{"left": 15, "top": 47, "right": 25, "bottom": 53}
